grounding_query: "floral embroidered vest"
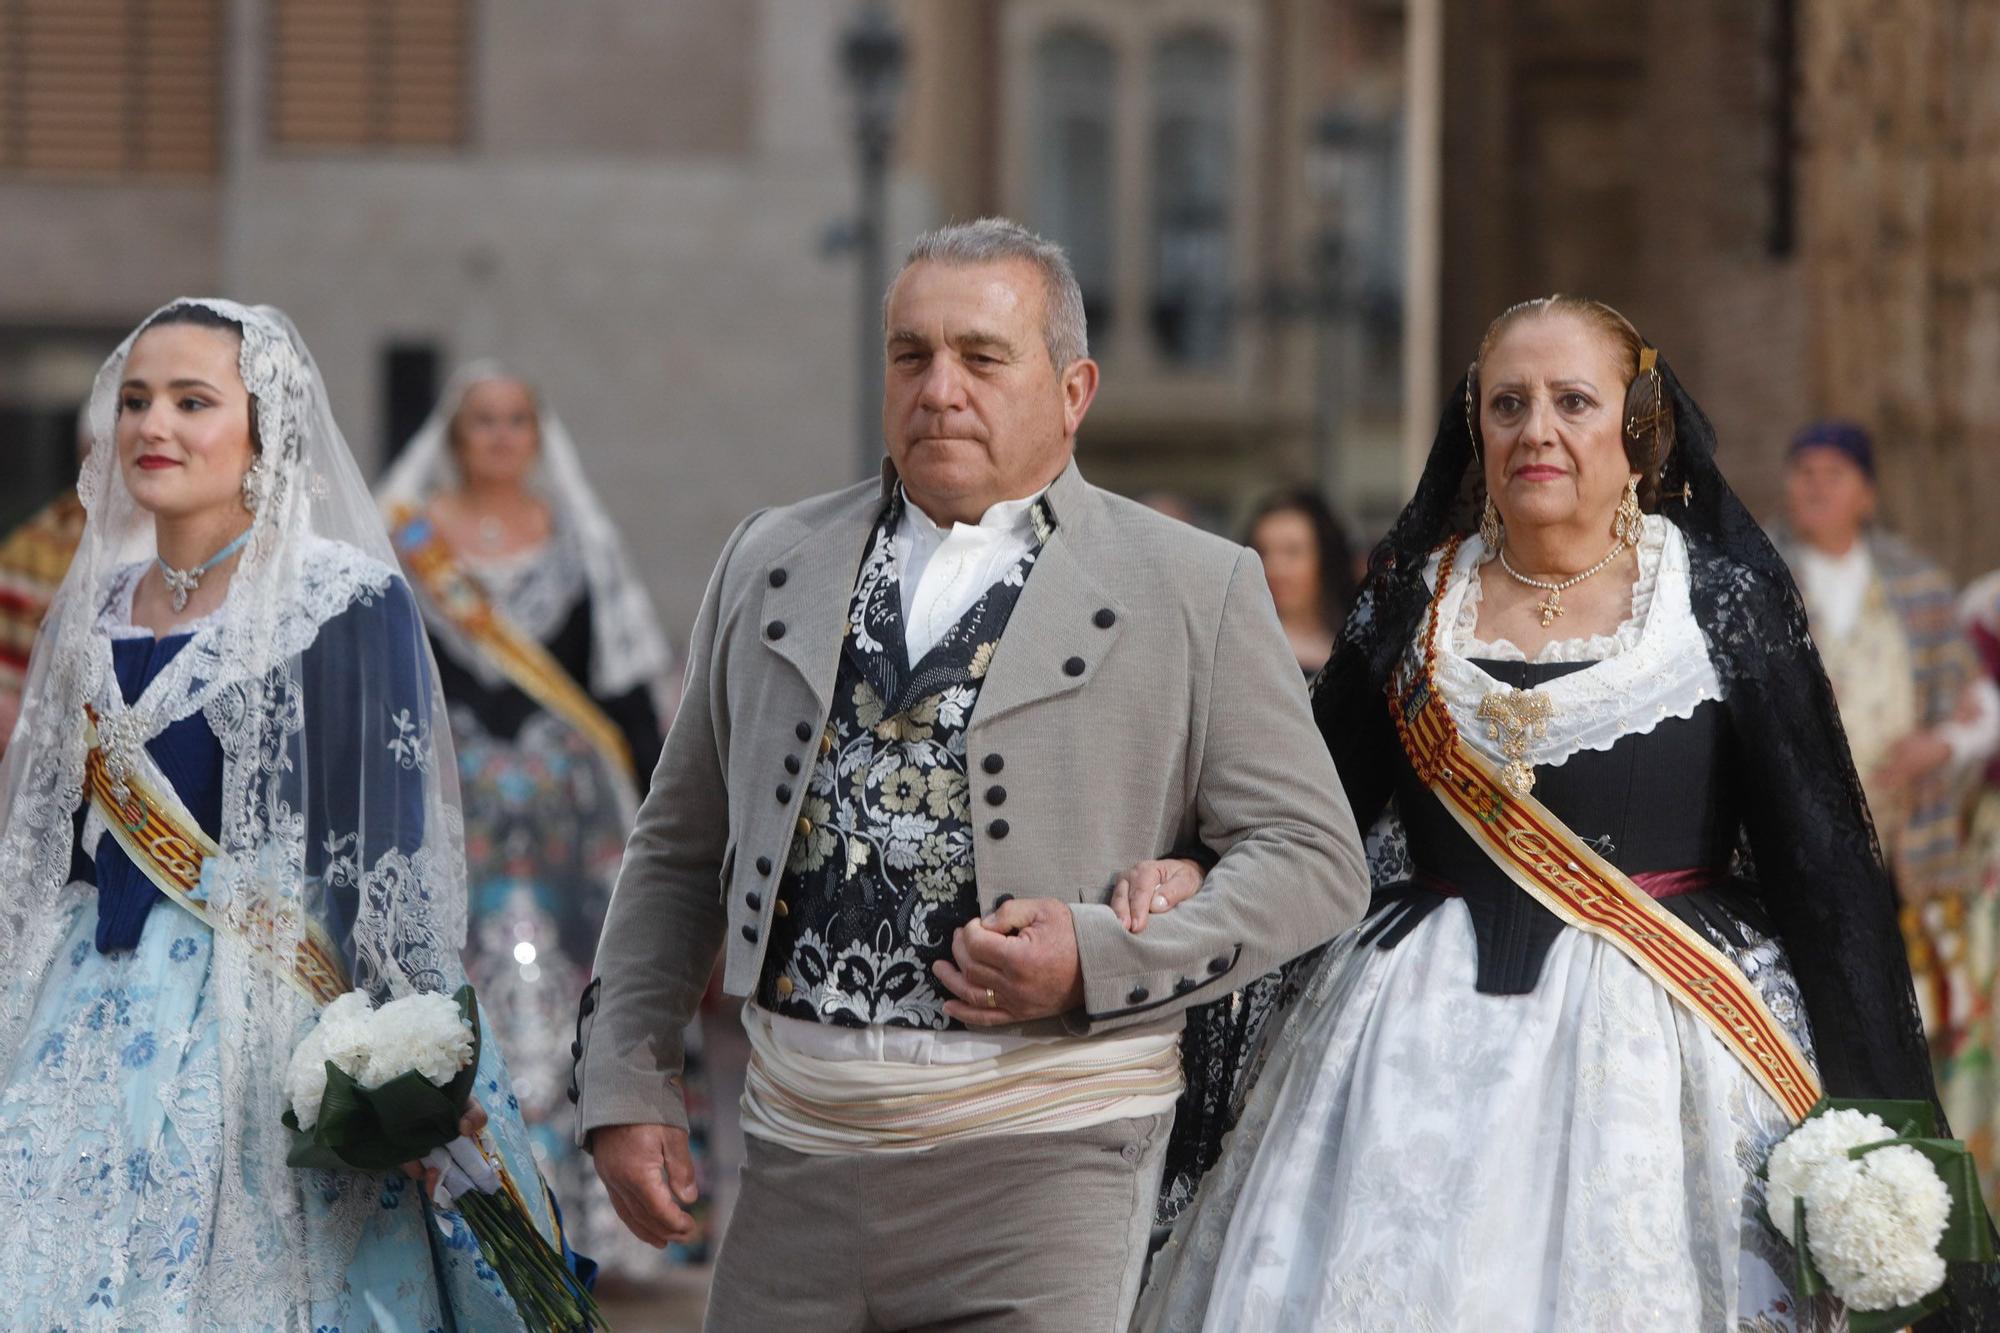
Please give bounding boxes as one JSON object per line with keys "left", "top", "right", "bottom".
{"left": 757, "top": 492, "right": 1055, "bottom": 1029}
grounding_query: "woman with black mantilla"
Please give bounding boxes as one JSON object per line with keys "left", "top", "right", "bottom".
{"left": 1127, "top": 296, "right": 2000, "bottom": 1330}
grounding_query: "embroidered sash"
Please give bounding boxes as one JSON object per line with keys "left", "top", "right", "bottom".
{"left": 388, "top": 506, "right": 634, "bottom": 782}
{"left": 82, "top": 707, "right": 350, "bottom": 1005}
{"left": 1391, "top": 536, "right": 1824, "bottom": 1123}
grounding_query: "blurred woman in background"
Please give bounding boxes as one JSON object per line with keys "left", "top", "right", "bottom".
{"left": 1245, "top": 488, "right": 1356, "bottom": 676}
{"left": 380, "top": 365, "right": 712, "bottom": 1277}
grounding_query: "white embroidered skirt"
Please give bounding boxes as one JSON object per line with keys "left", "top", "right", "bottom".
{"left": 1135, "top": 900, "right": 1844, "bottom": 1333}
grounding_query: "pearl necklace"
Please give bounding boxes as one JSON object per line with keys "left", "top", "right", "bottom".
{"left": 1497, "top": 537, "right": 1630, "bottom": 627}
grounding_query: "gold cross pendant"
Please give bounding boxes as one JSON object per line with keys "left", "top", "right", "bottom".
{"left": 1536, "top": 590, "right": 1564, "bottom": 627}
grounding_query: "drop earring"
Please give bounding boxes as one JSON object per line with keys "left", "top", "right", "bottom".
{"left": 1613, "top": 474, "right": 1644, "bottom": 545}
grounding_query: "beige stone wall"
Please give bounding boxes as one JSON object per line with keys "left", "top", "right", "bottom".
{"left": 477, "top": 0, "right": 757, "bottom": 158}
{"left": 1799, "top": 0, "right": 2000, "bottom": 581}
{"left": 1438, "top": 0, "right": 1812, "bottom": 524}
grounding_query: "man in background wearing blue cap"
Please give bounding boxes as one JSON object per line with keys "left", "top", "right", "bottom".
{"left": 1772, "top": 418, "right": 2000, "bottom": 1165}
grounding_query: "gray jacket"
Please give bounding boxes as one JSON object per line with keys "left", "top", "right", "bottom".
{"left": 574, "top": 458, "right": 1368, "bottom": 1136}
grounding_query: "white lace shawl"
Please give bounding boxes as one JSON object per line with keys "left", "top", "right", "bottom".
{"left": 1419, "top": 514, "right": 1726, "bottom": 772}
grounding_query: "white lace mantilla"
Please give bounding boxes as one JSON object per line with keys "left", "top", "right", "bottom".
{"left": 1419, "top": 515, "right": 1724, "bottom": 772}
{"left": 78, "top": 539, "right": 397, "bottom": 862}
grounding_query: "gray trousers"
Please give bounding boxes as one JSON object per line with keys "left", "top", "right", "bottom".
{"left": 703, "top": 1113, "right": 1170, "bottom": 1332}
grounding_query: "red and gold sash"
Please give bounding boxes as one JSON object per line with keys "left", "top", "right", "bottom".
{"left": 388, "top": 505, "right": 634, "bottom": 782}
{"left": 82, "top": 707, "right": 349, "bottom": 1005}
{"left": 1391, "top": 536, "right": 1823, "bottom": 1123}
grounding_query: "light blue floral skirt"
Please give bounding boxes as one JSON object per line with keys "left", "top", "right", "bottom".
{"left": 0, "top": 890, "right": 560, "bottom": 1331}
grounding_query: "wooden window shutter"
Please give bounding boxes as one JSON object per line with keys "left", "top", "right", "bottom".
{"left": 270, "top": 0, "right": 466, "bottom": 149}
{"left": 0, "top": 0, "right": 221, "bottom": 176}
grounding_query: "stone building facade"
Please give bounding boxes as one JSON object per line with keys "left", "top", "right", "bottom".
{"left": 1440, "top": 0, "right": 2000, "bottom": 579}
{"left": 1799, "top": 0, "right": 2000, "bottom": 581}
{"left": 0, "top": 0, "right": 1415, "bottom": 636}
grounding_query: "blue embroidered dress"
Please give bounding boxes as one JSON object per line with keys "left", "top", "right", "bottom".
{"left": 0, "top": 569, "right": 559, "bottom": 1331}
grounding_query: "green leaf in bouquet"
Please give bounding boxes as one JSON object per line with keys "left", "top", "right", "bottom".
{"left": 1846, "top": 1291, "right": 1946, "bottom": 1333}
{"left": 1790, "top": 1197, "right": 1826, "bottom": 1300}
{"left": 282, "top": 1058, "right": 366, "bottom": 1171}
{"left": 445, "top": 984, "right": 483, "bottom": 1109}
{"left": 1815, "top": 1096, "right": 1940, "bottom": 1141}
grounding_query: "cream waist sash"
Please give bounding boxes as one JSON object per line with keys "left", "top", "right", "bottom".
{"left": 739, "top": 1005, "right": 1183, "bottom": 1155}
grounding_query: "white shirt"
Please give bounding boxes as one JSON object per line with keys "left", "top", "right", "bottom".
{"left": 893, "top": 487, "right": 1046, "bottom": 663}
{"left": 1794, "top": 542, "right": 1874, "bottom": 641}
{"left": 1795, "top": 540, "right": 2000, "bottom": 772}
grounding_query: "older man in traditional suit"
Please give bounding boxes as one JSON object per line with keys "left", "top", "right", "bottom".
{"left": 573, "top": 218, "right": 1368, "bottom": 1331}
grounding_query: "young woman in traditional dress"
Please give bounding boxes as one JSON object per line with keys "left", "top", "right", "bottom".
{"left": 0, "top": 301, "right": 565, "bottom": 1328}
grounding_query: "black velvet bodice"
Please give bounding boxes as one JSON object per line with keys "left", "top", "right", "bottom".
{"left": 1365, "top": 659, "right": 1768, "bottom": 993}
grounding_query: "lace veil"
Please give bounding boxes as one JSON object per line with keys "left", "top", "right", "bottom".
{"left": 376, "top": 361, "right": 676, "bottom": 710}
{"left": 0, "top": 298, "right": 471, "bottom": 1323}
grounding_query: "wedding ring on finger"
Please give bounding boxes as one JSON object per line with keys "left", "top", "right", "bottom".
{"left": 985, "top": 987, "right": 998, "bottom": 1008}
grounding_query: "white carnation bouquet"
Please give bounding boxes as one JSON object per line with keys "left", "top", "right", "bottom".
{"left": 283, "top": 985, "right": 604, "bottom": 1331}
{"left": 1765, "top": 1098, "right": 1993, "bottom": 1330}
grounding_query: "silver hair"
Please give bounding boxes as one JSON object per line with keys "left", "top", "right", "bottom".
{"left": 888, "top": 217, "right": 1090, "bottom": 369}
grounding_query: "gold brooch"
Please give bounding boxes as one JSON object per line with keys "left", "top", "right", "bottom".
{"left": 1477, "top": 688, "right": 1553, "bottom": 797}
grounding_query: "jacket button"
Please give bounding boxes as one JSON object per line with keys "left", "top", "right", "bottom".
{"left": 796, "top": 721, "right": 814, "bottom": 742}
{"left": 769, "top": 568, "right": 788, "bottom": 588}
{"left": 566, "top": 1081, "right": 580, "bottom": 1104}
{"left": 1174, "top": 976, "right": 1197, "bottom": 994}
{"left": 741, "top": 924, "right": 759, "bottom": 944}
{"left": 570, "top": 1038, "right": 582, "bottom": 1059}
{"left": 580, "top": 983, "right": 599, "bottom": 1017}
{"left": 775, "top": 899, "right": 789, "bottom": 918}
{"left": 983, "top": 753, "right": 1004, "bottom": 774}
{"left": 776, "top": 783, "right": 793, "bottom": 803}
{"left": 1094, "top": 607, "right": 1116, "bottom": 629}
{"left": 756, "top": 855, "right": 773, "bottom": 875}
{"left": 775, "top": 975, "right": 795, "bottom": 998}
{"left": 798, "top": 815, "right": 814, "bottom": 837}
{"left": 1208, "top": 955, "right": 1229, "bottom": 975}
{"left": 1126, "top": 986, "right": 1149, "bottom": 1005}
{"left": 988, "top": 819, "right": 1010, "bottom": 839}
{"left": 784, "top": 754, "right": 801, "bottom": 775}
{"left": 986, "top": 785, "right": 1006, "bottom": 806}
{"left": 1063, "top": 656, "right": 1086, "bottom": 677}
{"left": 766, "top": 620, "right": 786, "bottom": 641}
{"left": 746, "top": 892, "right": 762, "bottom": 911}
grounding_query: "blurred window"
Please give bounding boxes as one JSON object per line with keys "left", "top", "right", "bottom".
{"left": 270, "top": 0, "right": 466, "bottom": 149}
{"left": 1148, "top": 28, "right": 1234, "bottom": 368}
{"left": 1033, "top": 26, "right": 1117, "bottom": 339}
{"left": 0, "top": 0, "right": 221, "bottom": 177}
{"left": 0, "top": 327, "right": 116, "bottom": 528}
{"left": 380, "top": 341, "right": 440, "bottom": 467}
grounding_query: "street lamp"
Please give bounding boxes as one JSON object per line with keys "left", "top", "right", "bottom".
{"left": 840, "top": 2, "right": 908, "bottom": 480}
{"left": 1305, "top": 107, "right": 1370, "bottom": 498}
